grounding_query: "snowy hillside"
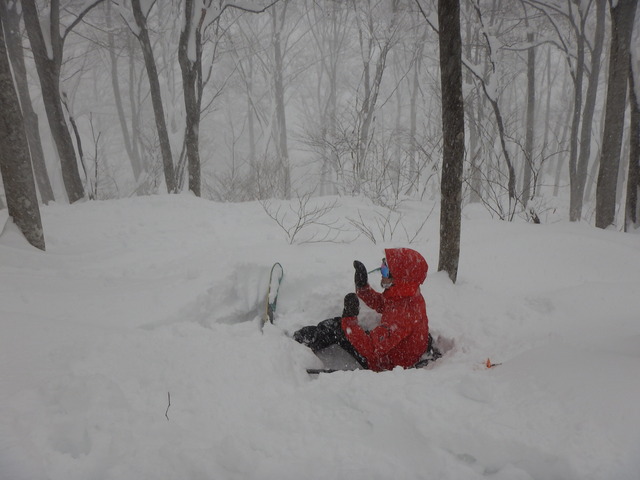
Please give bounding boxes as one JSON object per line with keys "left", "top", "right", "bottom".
{"left": 1, "top": 194, "right": 639, "bottom": 480}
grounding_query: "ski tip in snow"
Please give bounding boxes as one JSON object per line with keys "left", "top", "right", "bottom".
{"left": 261, "top": 262, "right": 284, "bottom": 329}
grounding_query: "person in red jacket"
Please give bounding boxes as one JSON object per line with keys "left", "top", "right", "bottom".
{"left": 293, "top": 248, "right": 433, "bottom": 371}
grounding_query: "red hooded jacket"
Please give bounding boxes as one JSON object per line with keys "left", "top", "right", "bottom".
{"left": 341, "top": 248, "right": 429, "bottom": 372}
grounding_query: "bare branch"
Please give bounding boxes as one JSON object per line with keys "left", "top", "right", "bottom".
{"left": 261, "top": 193, "right": 347, "bottom": 244}
{"left": 204, "top": 0, "right": 281, "bottom": 30}
{"left": 62, "top": 0, "right": 107, "bottom": 46}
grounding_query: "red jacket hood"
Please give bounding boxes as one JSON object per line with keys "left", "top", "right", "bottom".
{"left": 385, "top": 248, "right": 428, "bottom": 285}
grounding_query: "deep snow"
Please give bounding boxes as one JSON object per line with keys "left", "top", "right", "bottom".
{"left": 1, "top": 194, "right": 639, "bottom": 480}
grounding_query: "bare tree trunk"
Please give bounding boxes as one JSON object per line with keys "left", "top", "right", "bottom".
{"left": 128, "top": 36, "right": 143, "bottom": 175}
{"left": 272, "top": 1, "right": 291, "bottom": 199}
{"left": 437, "top": 0, "right": 465, "bottom": 283}
{"left": 130, "top": 0, "right": 177, "bottom": 193}
{"left": 326, "top": 4, "right": 341, "bottom": 195}
{"left": 467, "top": 100, "right": 483, "bottom": 202}
{"left": 573, "top": 0, "right": 606, "bottom": 221}
{"left": 353, "top": 0, "right": 400, "bottom": 191}
{"left": 464, "top": 4, "right": 482, "bottom": 204}
{"left": 585, "top": 123, "right": 605, "bottom": 204}
{"left": 0, "top": 19, "right": 45, "bottom": 250}
{"left": 21, "top": 0, "right": 87, "bottom": 203}
{"left": 553, "top": 70, "right": 574, "bottom": 197}
{"left": 321, "top": 17, "right": 339, "bottom": 196}
{"left": 408, "top": 24, "right": 427, "bottom": 196}
{"left": 355, "top": 7, "right": 371, "bottom": 188}
{"left": 567, "top": 9, "right": 586, "bottom": 221}
{"left": 470, "top": 2, "right": 516, "bottom": 212}
{"left": 307, "top": 0, "right": 346, "bottom": 196}
{"left": 391, "top": 62, "right": 403, "bottom": 197}
{"left": 522, "top": 31, "right": 535, "bottom": 207}
{"left": 0, "top": 0, "right": 55, "bottom": 205}
{"left": 178, "top": 0, "right": 203, "bottom": 197}
{"left": 247, "top": 56, "right": 257, "bottom": 174}
{"left": 542, "top": 46, "right": 552, "bottom": 175}
{"left": 596, "top": 0, "right": 638, "bottom": 229}
{"left": 626, "top": 64, "right": 640, "bottom": 230}
{"left": 106, "top": 1, "right": 141, "bottom": 182}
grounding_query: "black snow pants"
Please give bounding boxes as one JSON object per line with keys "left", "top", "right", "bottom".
{"left": 293, "top": 317, "right": 368, "bottom": 369}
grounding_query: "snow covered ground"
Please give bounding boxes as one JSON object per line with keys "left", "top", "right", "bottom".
{"left": 1, "top": 194, "right": 639, "bottom": 480}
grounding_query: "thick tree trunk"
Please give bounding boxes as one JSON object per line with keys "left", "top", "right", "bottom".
{"left": 0, "top": 19, "right": 45, "bottom": 250}
{"left": 178, "top": 0, "right": 203, "bottom": 197}
{"left": 437, "top": 0, "right": 465, "bottom": 283}
{"left": 596, "top": 0, "right": 638, "bottom": 229}
{"left": 131, "top": 0, "right": 176, "bottom": 193}
{"left": 22, "top": 0, "right": 85, "bottom": 203}
{"left": 0, "top": 0, "right": 55, "bottom": 205}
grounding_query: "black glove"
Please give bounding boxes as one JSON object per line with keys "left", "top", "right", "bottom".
{"left": 342, "top": 293, "right": 360, "bottom": 318}
{"left": 353, "top": 260, "right": 368, "bottom": 289}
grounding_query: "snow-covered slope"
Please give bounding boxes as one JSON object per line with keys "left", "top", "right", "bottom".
{"left": 1, "top": 194, "right": 639, "bottom": 479}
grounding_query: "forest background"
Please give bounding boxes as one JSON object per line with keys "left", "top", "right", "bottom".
{"left": 0, "top": 0, "right": 639, "bottom": 251}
